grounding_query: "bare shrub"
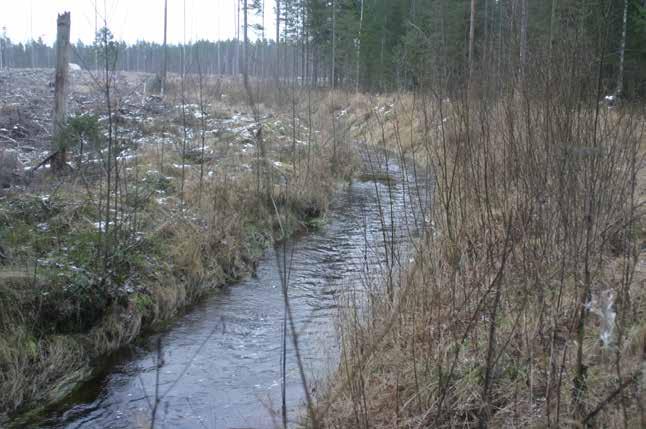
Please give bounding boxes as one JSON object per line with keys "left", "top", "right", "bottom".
{"left": 317, "top": 42, "right": 645, "bottom": 429}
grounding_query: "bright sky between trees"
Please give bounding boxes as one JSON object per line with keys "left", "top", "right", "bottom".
{"left": 0, "top": 0, "right": 273, "bottom": 45}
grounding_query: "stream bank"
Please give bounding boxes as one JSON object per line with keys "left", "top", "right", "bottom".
{"left": 28, "top": 150, "right": 429, "bottom": 428}
{"left": 1, "top": 69, "right": 355, "bottom": 424}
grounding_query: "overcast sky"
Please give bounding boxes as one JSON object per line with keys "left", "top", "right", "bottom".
{"left": 0, "top": 0, "right": 274, "bottom": 45}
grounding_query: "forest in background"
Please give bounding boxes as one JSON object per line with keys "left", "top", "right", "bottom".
{"left": 2, "top": 0, "right": 646, "bottom": 95}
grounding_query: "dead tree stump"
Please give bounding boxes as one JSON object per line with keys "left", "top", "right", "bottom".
{"left": 52, "top": 12, "right": 71, "bottom": 172}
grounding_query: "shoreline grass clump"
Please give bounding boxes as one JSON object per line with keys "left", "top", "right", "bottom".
{"left": 314, "top": 72, "right": 646, "bottom": 429}
{"left": 0, "top": 71, "right": 357, "bottom": 422}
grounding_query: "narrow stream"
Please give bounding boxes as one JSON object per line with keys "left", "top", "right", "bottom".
{"left": 37, "top": 152, "right": 430, "bottom": 429}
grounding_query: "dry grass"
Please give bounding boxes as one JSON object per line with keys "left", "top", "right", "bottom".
{"left": 314, "top": 88, "right": 646, "bottom": 428}
{"left": 0, "top": 73, "right": 357, "bottom": 421}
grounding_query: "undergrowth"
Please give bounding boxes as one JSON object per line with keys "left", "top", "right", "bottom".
{"left": 0, "top": 74, "right": 356, "bottom": 421}
{"left": 314, "top": 87, "right": 646, "bottom": 428}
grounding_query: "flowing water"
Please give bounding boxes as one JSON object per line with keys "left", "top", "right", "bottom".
{"left": 37, "top": 151, "right": 430, "bottom": 429}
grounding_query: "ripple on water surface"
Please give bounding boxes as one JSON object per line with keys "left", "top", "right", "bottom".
{"left": 38, "top": 159, "right": 430, "bottom": 429}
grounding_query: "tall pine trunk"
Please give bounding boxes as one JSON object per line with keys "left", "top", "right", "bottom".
{"left": 520, "top": 0, "right": 528, "bottom": 82}
{"left": 243, "top": 0, "right": 248, "bottom": 82}
{"left": 469, "top": 0, "right": 477, "bottom": 80}
{"left": 355, "top": 0, "right": 364, "bottom": 92}
{"left": 617, "top": 0, "right": 628, "bottom": 95}
{"left": 331, "top": 0, "right": 336, "bottom": 89}
{"left": 161, "top": 0, "right": 168, "bottom": 95}
{"left": 276, "top": 0, "right": 280, "bottom": 85}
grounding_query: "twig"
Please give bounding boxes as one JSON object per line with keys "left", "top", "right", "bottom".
{"left": 31, "top": 151, "right": 58, "bottom": 172}
{"left": 0, "top": 134, "right": 18, "bottom": 144}
{"left": 159, "top": 320, "right": 222, "bottom": 400}
{"left": 583, "top": 371, "right": 640, "bottom": 425}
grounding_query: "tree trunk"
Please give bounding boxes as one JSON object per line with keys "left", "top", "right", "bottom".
{"left": 520, "top": 0, "right": 528, "bottom": 81}
{"left": 617, "top": 0, "right": 628, "bottom": 95}
{"left": 312, "top": 45, "right": 318, "bottom": 86}
{"left": 276, "top": 0, "right": 280, "bottom": 85}
{"left": 161, "top": 0, "right": 168, "bottom": 95}
{"left": 301, "top": 2, "right": 307, "bottom": 85}
{"left": 483, "top": 0, "right": 489, "bottom": 69}
{"left": 234, "top": 0, "right": 240, "bottom": 76}
{"left": 94, "top": 3, "right": 99, "bottom": 71}
{"left": 182, "top": 0, "right": 187, "bottom": 78}
{"left": 217, "top": 40, "right": 221, "bottom": 75}
{"left": 468, "top": 0, "right": 477, "bottom": 80}
{"left": 243, "top": 0, "right": 248, "bottom": 82}
{"left": 549, "top": 0, "right": 557, "bottom": 62}
{"left": 29, "top": 1, "right": 34, "bottom": 68}
{"left": 52, "top": 12, "right": 71, "bottom": 172}
{"left": 331, "top": 0, "right": 336, "bottom": 89}
{"left": 355, "top": 0, "right": 364, "bottom": 92}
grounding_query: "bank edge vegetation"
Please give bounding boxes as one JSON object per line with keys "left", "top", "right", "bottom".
{"left": 1, "top": 0, "right": 646, "bottom": 428}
